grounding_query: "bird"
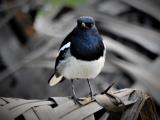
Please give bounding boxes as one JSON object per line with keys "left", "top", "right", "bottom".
{"left": 48, "top": 16, "right": 106, "bottom": 104}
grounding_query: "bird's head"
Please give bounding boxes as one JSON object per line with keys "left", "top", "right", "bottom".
{"left": 77, "top": 16, "right": 95, "bottom": 29}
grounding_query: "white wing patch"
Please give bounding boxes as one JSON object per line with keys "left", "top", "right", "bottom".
{"left": 59, "top": 42, "right": 71, "bottom": 52}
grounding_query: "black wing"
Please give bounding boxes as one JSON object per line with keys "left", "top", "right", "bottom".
{"left": 55, "top": 48, "right": 69, "bottom": 70}
{"left": 55, "top": 28, "right": 77, "bottom": 70}
{"left": 59, "top": 28, "right": 76, "bottom": 49}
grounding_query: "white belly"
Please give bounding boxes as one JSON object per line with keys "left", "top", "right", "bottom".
{"left": 59, "top": 55, "right": 105, "bottom": 79}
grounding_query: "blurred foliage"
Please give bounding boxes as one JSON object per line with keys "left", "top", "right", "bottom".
{"left": 46, "top": 0, "right": 86, "bottom": 7}
{"left": 37, "top": 0, "right": 86, "bottom": 16}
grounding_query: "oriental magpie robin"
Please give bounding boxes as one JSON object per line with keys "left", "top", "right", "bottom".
{"left": 49, "top": 16, "right": 106, "bottom": 104}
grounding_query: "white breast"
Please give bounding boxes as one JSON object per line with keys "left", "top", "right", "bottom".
{"left": 58, "top": 54, "right": 105, "bottom": 80}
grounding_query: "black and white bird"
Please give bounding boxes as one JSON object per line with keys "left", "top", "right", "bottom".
{"left": 49, "top": 16, "right": 106, "bottom": 104}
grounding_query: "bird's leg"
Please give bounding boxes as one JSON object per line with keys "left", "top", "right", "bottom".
{"left": 71, "top": 79, "right": 83, "bottom": 105}
{"left": 87, "top": 79, "right": 94, "bottom": 99}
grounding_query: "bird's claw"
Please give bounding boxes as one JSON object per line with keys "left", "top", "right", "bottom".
{"left": 71, "top": 96, "right": 84, "bottom": 105}
{"left": 89, "top": 92, "right": 94, "bottom": 100}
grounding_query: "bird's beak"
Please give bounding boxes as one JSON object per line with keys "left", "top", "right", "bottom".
{"left": 82, "top": 22, "right": 86, "bottom": 28}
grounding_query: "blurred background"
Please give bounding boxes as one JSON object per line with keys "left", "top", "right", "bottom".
{"left": 0, "top": 0, "right": 160, "bottom": 117}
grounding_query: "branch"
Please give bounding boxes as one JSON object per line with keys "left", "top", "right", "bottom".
{"left": 0, "top": 89, "right": 158, "bottom": 120}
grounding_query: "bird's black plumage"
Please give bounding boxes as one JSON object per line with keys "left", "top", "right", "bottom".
{"left": 55, "top": 48, "right": 69, "bottom": 70}
{"left": 54, "top": 16, "right": 105, "bottom": 76}
{"left": 56, "top": 16, "right": 104, "bottom": 63}
{"left": 70, "top": 27, "right": 104, "bottom": 61}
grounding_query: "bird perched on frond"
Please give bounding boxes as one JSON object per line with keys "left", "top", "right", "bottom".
{"left": 48, "top": 16, "right": 106, "bottom": 104}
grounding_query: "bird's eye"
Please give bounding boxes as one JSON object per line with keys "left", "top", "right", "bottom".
{"left": 85, "top": 23, "right": 93, "bottom": 28}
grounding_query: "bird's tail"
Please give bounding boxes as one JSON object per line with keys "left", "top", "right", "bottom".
{"left": 48, "top": 73, "right": 63, "bottom": 86}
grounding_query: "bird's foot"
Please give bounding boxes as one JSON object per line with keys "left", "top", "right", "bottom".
{"left": 71, "top": 96, "right": 84, "bottom": 105}
{"left": 89, "top": 92, "right": 94, "bottom": 100}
